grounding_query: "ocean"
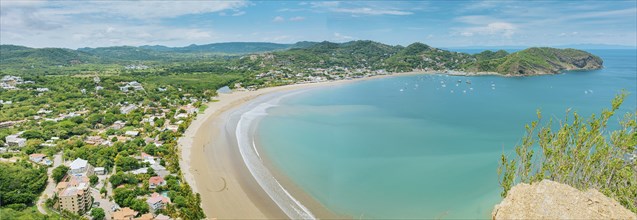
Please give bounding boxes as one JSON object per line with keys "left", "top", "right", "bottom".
{"left": 255, "top": 49, "right": 637, "bottom": 219}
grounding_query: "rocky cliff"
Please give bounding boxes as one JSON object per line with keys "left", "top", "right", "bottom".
{"left": 492, "top": 180, "right": 636, "bottom": 219}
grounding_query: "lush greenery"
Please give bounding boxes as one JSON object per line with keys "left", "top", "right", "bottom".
{"left": 499, "top": 93, "right": 637, "bottom": 212}
{"left": 91, "top": 207, "right": 105, "bottom": 220}
{"left": 466, "top": 47, "right": 603, "bottom": 75}
{"left": 52, "top": 165, "right": 69, "bottom": 183}
{"left": 1, "top": 42, "right": 602, "bottom": 77}
{"left": 0, "top": 207, "right": 61, "bottom": 220}
{"left": 0, "top": 161, "right": 47, "bottom": 208}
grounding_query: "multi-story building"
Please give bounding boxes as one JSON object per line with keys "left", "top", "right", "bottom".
{"left": 57, "top": 182, "right": 91, "bottom": 214}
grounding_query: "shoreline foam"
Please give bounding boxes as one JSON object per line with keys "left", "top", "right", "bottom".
{"left": 178, "top": 71, "right": 439, "bottom": 219}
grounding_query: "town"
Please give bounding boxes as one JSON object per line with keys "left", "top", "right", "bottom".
{"left": 1, "top": 74, "right": 206, "bottom": 219}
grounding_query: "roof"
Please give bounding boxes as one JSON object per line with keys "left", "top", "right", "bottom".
{"left": 154, "top": 214, "right": 171, "bottom": 220}
{"left": 29, "top": 153, "right": 46, "bottom": 158}
{"left": 112, "top": 207, "right": 138, "bottom": 220}
{"left": 69, "top": 158, "right": 88, "bottom": 170}
{"left": 149, "top": 176, "right": 164, "bottom": 185}
{"left": 135, "top": 213, "right": 154, "bottom": 220}
{"left": 146, "top": 192, "right": 170, "bottom": 204}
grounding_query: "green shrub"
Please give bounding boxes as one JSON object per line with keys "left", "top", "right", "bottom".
{"left": 499, "top": 93, "right": 637, "bottom": 212}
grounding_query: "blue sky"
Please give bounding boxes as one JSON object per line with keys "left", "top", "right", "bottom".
{"left": 1, "top": 0, "right": 636, "bottom": 48}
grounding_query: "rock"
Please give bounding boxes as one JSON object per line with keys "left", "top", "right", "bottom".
{"left": 492, "top": 180, "right": 636, "bottom": 220}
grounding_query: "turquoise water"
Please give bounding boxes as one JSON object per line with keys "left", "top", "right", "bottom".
{"left": 257, "top": 50, "right": 637, "bottom": 219}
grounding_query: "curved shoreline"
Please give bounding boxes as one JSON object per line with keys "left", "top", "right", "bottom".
{"left": 177, "top": 71, "right": 435, "bottom": 219}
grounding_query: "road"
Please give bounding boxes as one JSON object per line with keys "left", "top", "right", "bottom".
{"left": 36, "top": 153, "right": 62, "bottom": 214}
{"left": 90, "top": 187, "right": 114, "bottom": 220}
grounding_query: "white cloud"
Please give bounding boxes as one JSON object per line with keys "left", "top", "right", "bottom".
{"left": 232, "top": 11, "right": 246, "bottom": 16}
{"left": 289, "top": 16, "right": 305, "bottom": 21}
{"left": 457, "top": 22, "right": 517, "bottom": 38}
{"left": 308, "top": 1, "right": 412, "bottom": 16}
{"left": 272, "top": 16, "right": 285, "bottom": 22}
{"left": 333, "top": 32, "right": 353, "bottom": 41}
{"left": 331, "top": 7, "right": 412, "bottom": 15}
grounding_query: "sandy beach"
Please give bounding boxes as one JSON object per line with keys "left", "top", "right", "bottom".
{"left": 177, "top": 71, "right": 433, "bottom": 219}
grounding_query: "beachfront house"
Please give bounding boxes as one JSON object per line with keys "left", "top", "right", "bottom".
{"left": 146, "top": 192, "right": 171, "bottom": 212}
{"left": 148, "top": 176, "right": 165, "bottom": 189}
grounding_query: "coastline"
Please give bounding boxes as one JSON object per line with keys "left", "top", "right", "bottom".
{"left": 177, "top": 70, "right": 442, "bottom": 219}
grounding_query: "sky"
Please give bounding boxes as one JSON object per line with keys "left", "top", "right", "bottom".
{"left": 1, "top": 0, "right": 636, "bottom": 49}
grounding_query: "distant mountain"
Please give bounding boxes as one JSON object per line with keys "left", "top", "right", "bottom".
{"left": 1, "top": 45, "right": 97, "bottom": 67}
{"left": 78, "top": 46, "right": 162, "bottom": 61}
{"left": 0, "top": 41, "right": 604, "bottom": 76}
{"left": 139, "top": 41, "right": 318, "bottom": 54}
{"left": 447, "top": 44, "right": 636, "bottom": 50}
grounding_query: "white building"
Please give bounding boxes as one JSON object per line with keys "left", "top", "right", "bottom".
{"left": 94, "top": 167, "right": 106, "bottom": 175}
{"left": 120, "top": 104, "right": 138, "bottom": 114}
{"left": 36, "top": 88, "right": 49, "bottom": 92}
{"left": 68, "top": 158, "right": 94, "bottom": 176}
{"left": 119, "top": 81, "right": 144, "bottom": 92}
{"left": 5, "top": 134, "right": 26, "bottom": 147}
{"left": 125, "top": 131, "right": 139, "bottom": 137}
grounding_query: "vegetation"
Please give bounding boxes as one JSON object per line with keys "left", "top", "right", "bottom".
{"left": 52, "top": 165, "right": 69, "bottom": 183}
{"left": 0, "top": 207, "right": 60, "bottom": 220}
{"left": 91, "top": 207, "right": 105, "bottom": 220}
{"left": 466, "top": 47, "right": 603, "bottom": 75}
{"left": 0, "top": 161, "right": 47, "bottom": 207}
{"left": 498, "top": 93, "right": 637, "bottom": 212}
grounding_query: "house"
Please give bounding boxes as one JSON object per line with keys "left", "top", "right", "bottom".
{"left": 5, "top": 134, "right": 26, "bottom": 147}
{"left": 154, "top": 214, "right": 171, "bottom": 220}
{"left": 119, "top": 81, "right": 144, "bottom": 92}
{"left": 146, "top": 192, "right": 170, "bottom": 212}
{"left": 112, "top": 207, "right": 138, "bottom": 220}
{"left": 125, "top": 131, "right": 139, "bottom": 137}
{"left": 29, "top": 153, "right": 46, "bottom": 163}
{"left": 112, "top": 120, "right": 127, "bottom": 130}
{"left": 85, "top": 136, "right": 105, "bottom": 145}
{"left": 148, "top": 176, "right": 165, "bottom": 189}
{"left": 141, "top": 153, "right": 154, "bottom": 162}
{"left": 179, "top": 105, "right": 198, "bottom": 115}
{"left": 94, "top": 167, "right": 106, "bottom": 175}
{"left": 150, "top": 163, "right": 169, "bottom": 178}
{"left": 135, "top": 213, "right": 154, "bottom": 220}
{"left": 36, "top": 88, "right": 49, "bottom": 92}
{"left": 165, "top": 125, "right": 178, "bottom": 132}
{"left": 68, "top": 158, "right": 94, "bottom": 176}
{"left": 174, "top": 113, "right": 188, "bottom": 119}
{"left": 120, "top": 104, "right": 138, "bottom": 114}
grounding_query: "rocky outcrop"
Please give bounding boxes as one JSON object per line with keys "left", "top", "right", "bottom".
{"left": 492, "top": 180, "right": 636, "bottom": 220}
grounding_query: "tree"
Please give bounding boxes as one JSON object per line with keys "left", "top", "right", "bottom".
{"left": 52, "top": 165, "right": 69, "bottom": 183}
{"left": 115, "top": 156, "right": 140, "bottom": 172}
{"left": 498, "top": 93, "right": 637, "bottom": 212}
{"left": 89, "top": 175, "right": 98, "bottom": 186}
{"left": 91, "top": 207, "right": 105, "bottom": 220}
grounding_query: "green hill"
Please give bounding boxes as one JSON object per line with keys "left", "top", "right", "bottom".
{"left": 0, "top": 45, "right": 97, "bottom": 68}
{"left": 465, "top": 47, "right": 603, "bottom": 75}
{"left": 0, "top": 42, "right": 603, "bottom": 76}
